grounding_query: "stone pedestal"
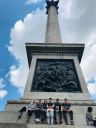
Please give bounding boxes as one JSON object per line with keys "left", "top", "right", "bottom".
{"left": 24, "top": 43, "right": 90, "bottom": 101}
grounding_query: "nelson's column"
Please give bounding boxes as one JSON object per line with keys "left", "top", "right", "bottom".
{"left": 0, "top": 0, "right": 96, "bottom": 128}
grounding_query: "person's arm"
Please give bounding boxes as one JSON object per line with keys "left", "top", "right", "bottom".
{"left": 51, "top": 103, "right": 55, "bottom": 109}
{"left": 66, "top": 103, "right": 71, "bottom": 111}
{"left": 59, "top": 104, "right": 62, "bottom": 111}
{"left": 27, "top": 103, "right": 34, "bottom": 110}
{"left": 47, "top": 103, "right": 54, "bottom": 110}
{"left": 61, "top": 103, "right": 67, "bottom": 111}
{"left": 62, "top": 103, "right": 70, "bottom": 111}
{"left": 86, "top": 113, "right": 93, "bottom": 121}
{"left": 27, "top": 103, "right": 31, "bottom": 110}
{"left": 48, "top": 104, "right": 54, "bottom": 109}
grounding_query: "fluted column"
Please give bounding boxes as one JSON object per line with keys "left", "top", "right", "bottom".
{"left": 45, "top": 0, "right": 62, "bottom": 43}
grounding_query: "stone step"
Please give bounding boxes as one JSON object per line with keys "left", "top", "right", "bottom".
{"left": 27, "top": 124, "right": 95, "bottom": 128}
{"left": 0, "top": 111, "right": 95, "bottom": 126}
{"left": 0, "top": 123, "right": 95, "bottom": 128}
{"left": 0, "top": 123, "right": 27, "bottom": 128}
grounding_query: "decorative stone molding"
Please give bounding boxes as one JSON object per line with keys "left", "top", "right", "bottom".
{"left": 25, "top": 43, "right": 84, "bottom": 67}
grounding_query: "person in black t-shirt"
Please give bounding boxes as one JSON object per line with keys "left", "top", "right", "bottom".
{"left": 54, "top": 98, "right": 62, "bottom": 124}
{"left": 62, "top": 98, "right": 74, "bottom": 125}
{"left": 47, "top": 98, "right": 55, "bottom": 124}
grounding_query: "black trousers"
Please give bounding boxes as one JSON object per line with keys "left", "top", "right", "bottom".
{"left": 54, "top": 111, "right": 62, "bottom": 123}
{"left": 27, "top": 110, "right": 34, "bottom": 119}
{"left": 19, "top": 106, "right": 26, "bottom": 115}
{"left": 63, "top": 110, "right": 73, "bottom": 123}
{"left": 93, "top": 120, "right": 96, "bottom": 127}
{"left": 35, "top": 110, "right": 41, "bottom": 119}
{"left": 41, "top": 110, "right": 47, "bottom": 123}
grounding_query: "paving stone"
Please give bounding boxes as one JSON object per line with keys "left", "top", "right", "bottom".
{"left": 0, "top": 123, "right": 27, "bottom": 128}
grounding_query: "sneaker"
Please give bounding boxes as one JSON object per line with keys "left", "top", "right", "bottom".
{"left": 70, "top": 120, "right": 74, "bottom": 125}
{"left": 59, "top": 121, "right": 62, "bottom": 124}
{"left": 65, "top": 122, "right": 69, "bottom": 125}
{"left": 55, "top": 121, "right": 57, "bottom": 124}
{"left": 18, "top": 114, "right": 21, "bottom": 119}
{"left": 27, "top": 116, "right": 29, "bottom": 120}
{"left": 35, "top": 118, "right": 40, "bottom": 122}
{"left": 35, "top": 118, "right": 37, "bottom": 122}
{"left": 37, "top": 118, "right": 40, "bottom": 122}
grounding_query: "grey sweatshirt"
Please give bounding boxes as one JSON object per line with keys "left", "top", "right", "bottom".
{"left": 86, "top": 112, "right": 93, "bottom": 125}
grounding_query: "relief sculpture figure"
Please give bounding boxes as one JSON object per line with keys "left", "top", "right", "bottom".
{"left": 32, "top": 60, "right": 82, "bottom": 92}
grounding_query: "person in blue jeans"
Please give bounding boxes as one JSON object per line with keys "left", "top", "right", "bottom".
{"left": 47, "top": 98, "right": 55, "bottom": 124}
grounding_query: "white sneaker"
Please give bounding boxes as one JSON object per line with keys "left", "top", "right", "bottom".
{"left": 35, "top": 118, "right": 38, "bottom": 122}
{"left": 37, "top": 118, "right": 40, "bottom": 122}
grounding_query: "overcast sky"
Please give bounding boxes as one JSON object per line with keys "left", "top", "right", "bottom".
{"left": 0, "top": 0, "right": 96, "bottom": 111}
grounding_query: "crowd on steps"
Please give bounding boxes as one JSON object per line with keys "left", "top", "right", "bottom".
{"left": 17, "top": 98, "right": 96, "bottom": 127}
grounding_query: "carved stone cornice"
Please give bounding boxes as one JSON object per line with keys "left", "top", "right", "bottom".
{"left": 25, "top": 43, "right": 84, "bottom": 67}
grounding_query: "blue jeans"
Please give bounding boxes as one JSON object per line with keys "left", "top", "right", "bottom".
{"left": 47, "top": 110, "right": 54, "bottom": 124}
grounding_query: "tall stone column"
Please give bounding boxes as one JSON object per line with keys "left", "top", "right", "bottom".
{"left": 45, "top": 0, "right": 62, "bottom": 43}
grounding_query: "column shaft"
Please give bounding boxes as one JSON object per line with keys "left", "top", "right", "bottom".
{"left": 45, "top": 6, "right": 62, "bottom": 43}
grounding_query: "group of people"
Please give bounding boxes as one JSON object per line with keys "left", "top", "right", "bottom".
{"left": 18, "top": 98, "right": 74, "bottom": 125}
{"left": 18, "top": 98, "right": 96, "bottom": 127}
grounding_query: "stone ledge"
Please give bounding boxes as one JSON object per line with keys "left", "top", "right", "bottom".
{"left": 0, "top": 123, "right": 27, "bottom": 128}
{"left": 7, "top": 99, "right": 96, "bottom": 106}
{"left": 27, "top": 124, "right": 94, "bottom": 128}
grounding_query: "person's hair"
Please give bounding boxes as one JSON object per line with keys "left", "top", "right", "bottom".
{"left": 44, "top": 99, "right": 47, "bottom": 103}
{"left": 49, "top": 98, "right": 52, "bottom": 100}
{"left": 56, "top": 98, "right": 59, "bottom": 101}
{"left": 33, "top": 100, "right": 35, "bottom": 104}
{"left": 64, "top": 98, "right": 67, "bottom": 100}
{"left": 87, "top": 107, "right": 93, "bottom": 112}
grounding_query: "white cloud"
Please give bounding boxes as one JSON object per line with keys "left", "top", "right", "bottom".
{"left": 81, "top": 33, "right": 96, "bottom": 81}
{"left": 7, "top": 65, "right": 28, "bottom": 95}
{"left": 87, "top": 83, "right": 96, "bottom": 95}
{"left": 8, "top": 0, "right": 96, "bottom": 98}
{"left": 26, "top": 0, "right": 43, "bottom": 4}
{"left": 0, "top": 78, "right": 8, "bottom": 99}
{"left": 0, "top": 90, "right": 8, "bottom": 99}
{"left": 8, "top": 9, "right": 46, "bottom": 95}
{"left": 86, "top": 77, "right": 96, "bottom": 95}
{"left": 59, "top": 0, "right": 96, "bottom": 43}
{"left": 0, "top": 78, "right": 5, "bottom": 89}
